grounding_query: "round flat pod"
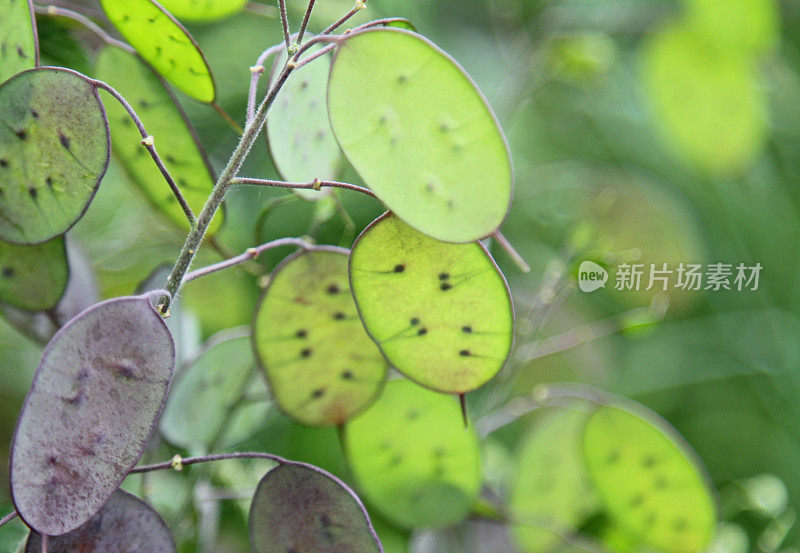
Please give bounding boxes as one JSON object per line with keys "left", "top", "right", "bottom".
{"left": 160, "top": 333, "right": 270, "bottom": 449}
{"left": 509, "top": 408, "right": 598, "bottom": 553}
{"left": 349, "top": 213, "right": 513, "bottom": 393}
{"left": 583, "top": 403, "right": 717, "bottom": 553}
{"left": 344, "top": 379, "right": 482, "bottom": 529}
{"left": 642, "top": 22, "right": 766, "bottom": 175}
{"left": 267, "top": 46, "right": 341, "bottom": 201}
{"left": 249, "top": 463, "right": 383, "bottom": 553}
{"left": 0, "top": 0, "right": 38, "bottom": 83}
{"left": 95, "top": 46, "right": 222, "bottom": 234}
{"left": 327, "top": 28, "right": 512, "bottom": 243}
{"left": 254, "top": 247, "right": 386, "bottom": 426}
{"left": 0, "top": 237, "right": 68, "bottom": 311}
{"left": 0, "top": 67, "right": 110, "bottom": 244}
{"left": 100, "top": 0, "right": 215, "bottom": 103}
{"left": 25, "top": 489, "right": 175, "bottom": 552}
{"left": 10, "top": 292, "right": 174, "bottom": 535}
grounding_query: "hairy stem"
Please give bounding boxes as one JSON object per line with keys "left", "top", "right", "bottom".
{"left": 247, "top": 41, "right": 287, "bottom": 124}
{"left": 232, "top": 177, "right": 375, "bottom": 197}
{"left": 183, "top": 237, "right": 313, "bottom": 283}
{"left": 160, "top": 64, "right": 294, "bottom": 310}
{"left": 278, "top": 0, "right": 291, "bottom": 51}
{"left": 160, "top": 16, "right": 357, "bottom": 312}
{"left": 321, "top": 0, "right": 367, "bottom": 35}
{"left": 297, "top": 0, "right": 317, "bottom": 43}
{"left": 89, "top": 78, "right": 197, "bottom": 226}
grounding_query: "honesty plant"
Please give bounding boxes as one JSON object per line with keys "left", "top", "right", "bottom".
{"left": 0, "top": 0, "right": 722, "bottom": 552}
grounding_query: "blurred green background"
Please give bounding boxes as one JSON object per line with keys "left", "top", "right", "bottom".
{"left": 2, "top": 0, "right": 800, "bottom": 551}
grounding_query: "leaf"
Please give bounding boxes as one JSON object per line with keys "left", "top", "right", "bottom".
{"left": 158, "top": 0, "right": 248, "bottom": 22}
{"left": 509, "top": 408, "right": 599, "bottom": 553}
{"left": 344, "top": 379, "right": 482, "bottom": 529}
{"left": 253, "top": 247, "right": 386, "bottom": 426}
{"left": 25, "top": 489, "right": 176, "bottom": 552}
{"left": 94, "top": 46, "right": 222, "bottom": 234}
{"left": 249, "top": 463, "right": 383, "bottom": 553}
{"left": 10, "top": 292, "right": 175, "bottom": 535}
{"left": 0, "top": 67, "right": 110, "bottom": 244}
{"left": 0, "top": 237, "right": 68, "bottom": 311}
{"left": 349, "top": 213, "right": 513, "bottom": 393}
{"left": 642, "top": 22, "right": 766, "bottom": 175}
{"left": 583, "top": 404, "right": 717, "bottom": 553}
{"left": 160, "top": 332, "right": 271, "bottom": 449}
{"left": 0, "top": 0, "right": 38, "bottom": 83}
{"left": 327, "top": 28, "right": 512, "bottom": 243}
{"left": 99, "top": 0, "right": 215, "bottom": 103}
{"left": 267, "top": 46, "right": 341, "bottom": 201}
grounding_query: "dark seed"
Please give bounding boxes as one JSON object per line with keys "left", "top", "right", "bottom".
{"left": 459, "top": 349, "right": 470, "bottom": 356}
{"left": 295, "top": 329, "right": 307, "bottom": 338}
{"left": 59, "top": 133, "right": 70, "bottom": 149}
{"left": 393, "top": 264, "right": 405, "bottom": 273}
{"left": 410, "top": 317, "right": 420, "bottom": 325}
{"left": 300, "top": 348, "right": 312, "bottom": 357}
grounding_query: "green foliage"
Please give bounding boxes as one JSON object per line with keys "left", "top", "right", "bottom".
{"left": 94, "top": 46, "right": 222, "bottom": 233}
{"left": 643, "top": 22, "right": 766, "bottom": 175}
{"left": 327, "top": 28, "right": 512, "bottom": 242}
{"left": 100, "top": 0, "right": 216, "bottom": 102}
{"left": 0, "top": 67, "right": 109, "bottom": 244}
{"left": 0, "top": 237, "right": 67, "bottom": 311}
{"left": 160, "top": 333, "right": 270, "bottom": 450}
{"left": 349, "top": 213, "right": 513, "bottom": 393}
{"left": 158, "top": 0, "right": 248, "bottom": 22}
{"left": 344, "top": 379, "right": 482, "bottom": 529}
{"left": 509, "top": 408, "right": 597, "bottom": 552}
{"left": 0, "top": 0, "right": 37, "bottom": 83}
{"left": 254, "top": 248, "right": 386, "bottom": 425}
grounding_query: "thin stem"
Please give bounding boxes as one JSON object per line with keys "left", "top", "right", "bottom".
{"left": 297, "top": 0, "right": 317, "bottom": 43}
{"left": 247, "top": 41, "right": 287, "bottom": 124}
{"left": 491, "top": 230, "right": 531, "bottom": 273}
{"left": 293, "top": 42, "right": 337, "bottom": 70}
{"left": 517, "top": 299, "right": 668, "bottom": 363}
{"left": 161, "top": 62, "right": 296, "bottom": 310}
{"left": 89, "top": 78, "right": 197, "bottom": 226}
{"left": 35, "top": 4, "right": 133, "bottom": 52}
{"left": 212, "top": 102, "right": 244, "bottom": 135}
{"left": 183, "top": 237, "right": 312, "bottom": 283}
{"left": 320, "top": 0, "right": 367, "bottom": 35}
{"left": 129, "top": 451, "right": 289, "bottom": 474}
{"left": 0, "top": 510, "right": 18, "bottom": 528}
{"left": 278, "top": 0, "right": 291, "bottom": 52}
{"left": 160, "top": 5, "right": 365, "bottom": 312}
{"left": 232, "top": 177, "right": 376, "bottom": 197}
